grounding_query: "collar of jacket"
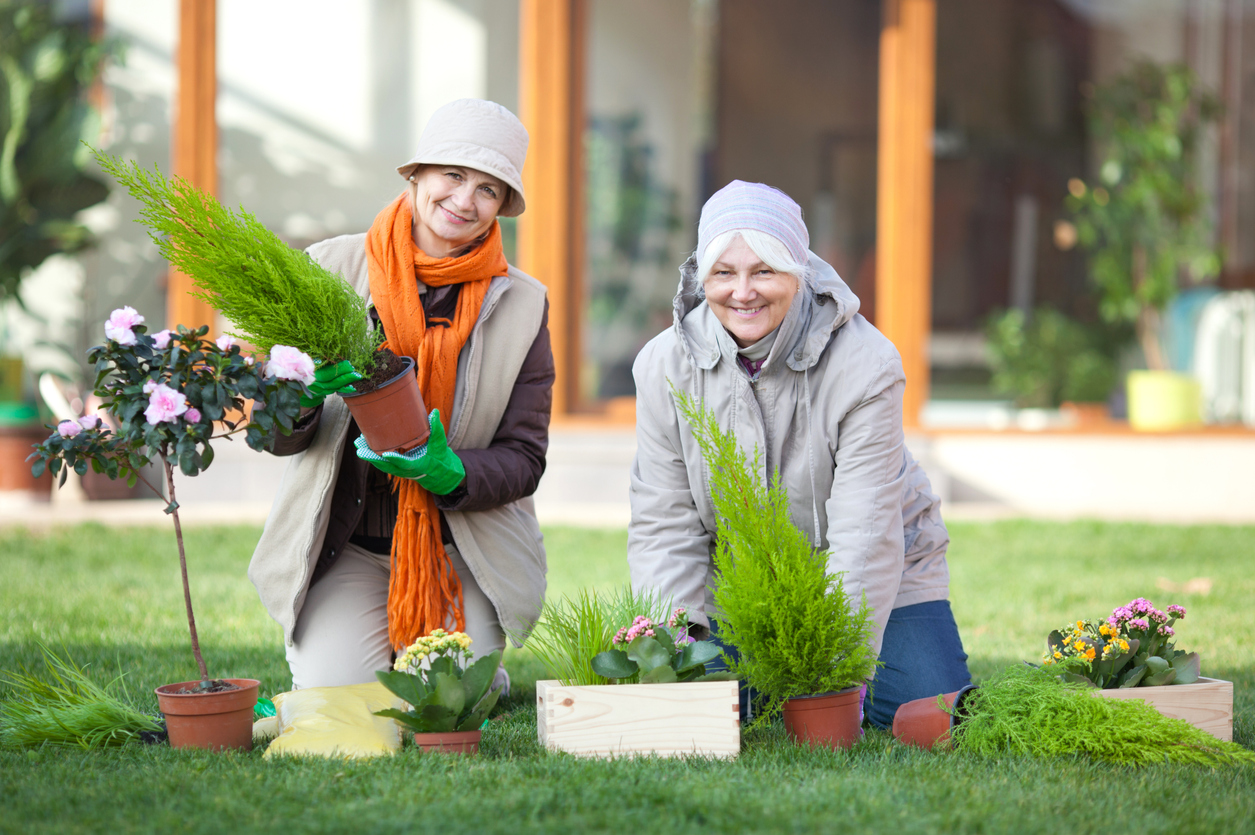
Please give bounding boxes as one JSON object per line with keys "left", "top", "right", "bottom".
{"left": 671, "top": 249, "right": 861, "bottom": 373}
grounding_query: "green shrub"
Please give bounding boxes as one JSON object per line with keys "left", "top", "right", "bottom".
{"left": 986, "top": 308, "right": 1121, "bottom": 407}
{"left": 94, "top": 151, "right": 381, "bottom": 373}
{"left": 675, "top": 390, "right": 879, "bottom": 719}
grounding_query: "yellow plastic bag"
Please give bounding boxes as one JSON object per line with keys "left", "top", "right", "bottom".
{"left": 264, "top": 681, "right": 405, "bottom": 759}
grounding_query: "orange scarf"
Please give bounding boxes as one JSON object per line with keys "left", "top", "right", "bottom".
{"left": 365, "top": 191, "right": 506, "bottom": 650}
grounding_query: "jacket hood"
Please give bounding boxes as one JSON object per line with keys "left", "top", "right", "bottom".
{"left": 671, "top": 249, "right": 861, "bottom": 372}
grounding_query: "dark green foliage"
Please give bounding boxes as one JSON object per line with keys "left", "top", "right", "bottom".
{"left": 94, "top": 151, "right": 381, "bottom": 373}
{"left": 954, "top": 664, "right": 1255, "bottom": 768}
{"left": 590, "top": 611, "right": 736, "bottom": 685}
{"left": 675, "top": 390, "right": 879, "bottom": 719}
{"left": 985, "top": 308, "right": 1125, "bottom": 407}
{"left": 0, "top": 0, "right": 114, "bottom": 305}
{"left": 375, "top": 651, "right": 504, "bottom": 734}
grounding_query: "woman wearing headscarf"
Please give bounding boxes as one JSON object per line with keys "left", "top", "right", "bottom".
{"left": 628, "top": 180, "right": 969, "bottom": 727}
{"left": 249, "top": 99, "right": 552, "bottom": 692}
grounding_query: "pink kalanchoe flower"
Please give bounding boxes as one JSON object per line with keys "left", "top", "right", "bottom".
{"left": 184, "top": 407, "right": 202, "bottom": 424}
{"left": 1158, "top": 624, "right": 1175, "bottom": 637}
{"left": 144, "top": 383, "right": 189, "bottom": 425}
{"left": 1149, "top": 608, "right": 1168, "bottom": 623}
{"left": 1167, "top": 604, "right": 1186, "bottom": 619}
{"left": 77, "top": 414, "right": 102, "bottom": 430}
{"left": 57, "top": 420, "right": 82, "bottom": 438}
{"left": 1128, "top": 617, "right": 1150, "bottom": 632}
{"left": 215, "top": 334, "right": 235, "bottom": 352}
{"left": 264, "top": 345, "right": 316, "bottom": 384}
{"left": 104, "top": 306, "right": 144, "bottom": 346}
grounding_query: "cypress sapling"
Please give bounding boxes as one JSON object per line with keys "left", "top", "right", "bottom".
{"left": 675, "top": 389, "right": 879, "bottom": 720}
{"left": 94, "top": 150, "right": 382, "bottom": 376}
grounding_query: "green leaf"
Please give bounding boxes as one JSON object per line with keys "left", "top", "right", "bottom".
{"left": 1047, "top": 630, "right": 1066, "bottom": 651}
{"left": 428, "top": 656, "right": 455, "bottom": 678}
{"left": 1144, "top": 667, "right": 1177, "bottom": 687}
{"left": 1118, "top": 664, "right": 1147, "bottom": 688}
{"left": 626, "top": 634, "right": 674, "bottom": 674}
{"left": 591, "top": 649, "right": 638, "bottom": 680}
{"left": 430, "top": 672, "right": 465, "bottom": 716}
{"left": 1169, "top": 652, "right": 1200, "bottom": 685}
{"left": 1145, "top": 655, "right": 1170, "bottom": 675}
{"left": 372, "top": 707, "right": 424, "bottom": 732}
{"left": 694, "top": 671, "right": 740, "bottom": 682}
{"left": 30, "top": 459, "right": 45, "bottom": 478}
{"left": 416, "top": 704, "right": 458, "bottom": 733}
{"left": 457, "top": 686, "right": 503, "bottom": 732}
{"left": 459, "top": 651, "right": 501, "bottom": 706}
{"left": 375, "top": 670, "right": 429, "bottom": 707}
{"left": 640, "top": 665, "right": 678, "bottom": 684}
{"left": 676, "top": 641, "right": 723, "bottom": 674}
{"left": 199, "top": 443, "right": 214, "bottom": 470}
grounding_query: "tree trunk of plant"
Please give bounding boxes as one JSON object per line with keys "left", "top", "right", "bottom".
{"left": 162, "top": 453, "right": 209, "bottom": 683}
{"left": 1138, "top": 306, "right": 1168, "bottom": 372}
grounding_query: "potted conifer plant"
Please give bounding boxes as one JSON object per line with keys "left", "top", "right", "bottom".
{"left": 93, "top": 151, "right": 429, "bottom": 452}
{"left": 27, "top": 309, "right": 313, "bottom": 750}
{"left": 676, "top": 392, "right": 880, "bottom": 749}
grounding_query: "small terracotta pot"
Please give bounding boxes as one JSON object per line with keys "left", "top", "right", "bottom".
{"left": 412, "top": 729, "right": 481, "bottom": 754}
{"left": 891, "top": 684, "right": 978, "bottom": 750}
{"left": 782, "top": 686, "right": 863, "bottom": 748}
{"left": 155, "top": 678, "right": 260, "bottom": 752}
{"left": 341, "top": 356, "right": 430, "bottom": 453}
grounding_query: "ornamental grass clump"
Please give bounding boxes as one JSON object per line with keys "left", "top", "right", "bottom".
{"left": 94, "top": 150, "right": 382, "bottom": 374}
{"left": 523, "top": 586, "right": 672, "bottom": 686}
{"left": 675, "top": 390, "right": 879, "bottom": 718}
{"left": 952, "top": 664, "right": 1255, "bottom": 768}
{"left": 0, "top": 647, "right": 161, "bottom": 749}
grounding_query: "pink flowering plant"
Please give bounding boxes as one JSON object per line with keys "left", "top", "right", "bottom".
{"left": 1044, "top": 597, "right": 1199, "bottom": 688}
{"left": 590, "top": 608, "right": 736, "bottom": 684}
{"left": 27, "top": 307, "right": 313, "bottom": 687}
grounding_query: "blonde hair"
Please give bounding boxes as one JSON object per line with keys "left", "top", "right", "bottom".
{"left": 696, "top": 229, "right": 811, "bottom": 291}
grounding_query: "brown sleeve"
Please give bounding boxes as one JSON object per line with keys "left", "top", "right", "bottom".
{"left": 268, "top": 405, "right": 323, "bottom": 456}
{"left": 434, "top": 301, "right": 554, "bottom": 512}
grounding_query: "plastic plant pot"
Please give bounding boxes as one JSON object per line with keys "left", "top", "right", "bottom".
{"left": 891, "top": 684, "right": 978, "bottom": 750}
{"left": 781, "top": 686, "right": 864, "bottom": 749}
{"left": 411, "top": 729, "right": 481, "bottom": 754}
{"left": 341, "top": 355, "right": 430, "bottom": 453}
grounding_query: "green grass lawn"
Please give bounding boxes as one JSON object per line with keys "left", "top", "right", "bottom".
{"left": 1, "top": 520, "right": 1253, "bottom": 834}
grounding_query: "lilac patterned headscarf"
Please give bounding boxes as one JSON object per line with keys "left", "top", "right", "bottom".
{"left": 696, "top": 180, "right": 809, "bottom": 265}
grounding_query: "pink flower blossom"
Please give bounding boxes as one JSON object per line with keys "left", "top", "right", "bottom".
{"left": 77, "top": 414, "right": 102, "bottom": 430}
{"left": 1158, "top": 624, "right": 1175, "bottom": 637}
{"left": 184, "top": 407, "right": 202, "bottom": 424}
{"left": 1167, "top": 605, "right": 1186, "bottom": 619}
{"left": 1128, "top": 618, "right": 1150, "bottom": 632}
{"left": 144, "top": 383, "right": 189, "bottom": 425}
{"left": 57, "top": 420, "right": 82, "bottom": 438}
{"left": 151, "top": 329, "right": 173, "bottom": 349}
{"left": 216, "top": 334, "right": 236, "bottom": 352}
{"left": 104, "top": 306, "right": 144, "bottom": 346}
{"left": 244, "top": 356, "right": 255, "bottom": 366}
{"left": 264, "top": 345, "right": 316, "bottom": 384}
{"left": 143, "top": 379, "right": 159, "bottom": 394}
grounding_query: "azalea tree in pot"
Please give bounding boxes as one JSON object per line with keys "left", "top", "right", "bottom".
{"left": 676, "top": 392, "right": 880, "bottom": 748}
{"left": 93, "top": 150, "right": 429, "bottom": 453}
{"left": 27, "top": 307, "right": 313, "bottom": 750}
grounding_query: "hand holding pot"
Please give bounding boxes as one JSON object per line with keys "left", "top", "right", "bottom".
{"left": 300, "top": 360, "right": 363, "bottom": 407}
{"left": 354, "top": 409, "right": 465, "bottom": 494}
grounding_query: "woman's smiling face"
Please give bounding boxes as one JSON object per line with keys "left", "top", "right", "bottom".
{"left": 702, "top": 235, "right": 799, "bottom": 348}
{"left": 410, "top": 165, "right": 507, "bottom": 257}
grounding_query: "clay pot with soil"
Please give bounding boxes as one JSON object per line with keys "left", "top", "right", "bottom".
{"left": 155, "top": 678, "right": 261, "bottom": 751}
{"left": 892, "top": 684, "right": 978, "bottom": 750}
{"left": 411, "top": 729, "right": 482, "bottom": 754}
{"left": 342, "top": 349, "right": 430, "bottom": 453}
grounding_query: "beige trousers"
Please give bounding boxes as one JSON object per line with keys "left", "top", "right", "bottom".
{"left": 286, "top": 540, "right": 506, "bottom": 691}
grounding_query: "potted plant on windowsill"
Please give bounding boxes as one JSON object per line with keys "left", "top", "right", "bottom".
{"left": 373, "top": 629, "right": 503, "bottom": 754}
{"left": 1067, "top": 61, "right": 1221, "bottom": 431}
{"left": 676, "top": 392, "right": 881, "bottom": 749}
{"left": 27, "top": 309, "right": 313, "bottom": 750}
{"left": 94, "top": 151, "right": 428, "bottom": 453}
{"left": 526, "top": 589, "right": 740, "bottom": 759}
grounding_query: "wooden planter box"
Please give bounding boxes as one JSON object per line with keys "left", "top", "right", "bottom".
{"left": 536, "top": 679, "right": 740, "bottom": 759}
{"left": 1092, "top": 676, "right": 1233, "bottom": 741}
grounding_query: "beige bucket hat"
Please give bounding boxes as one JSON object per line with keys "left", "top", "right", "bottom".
{"left": 397, "top": 99, "right": 528, "bottom": 217}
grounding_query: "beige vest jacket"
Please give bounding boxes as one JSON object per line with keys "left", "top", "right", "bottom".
{"left": 248, "top": 233, "right": 549, "bottom": 646}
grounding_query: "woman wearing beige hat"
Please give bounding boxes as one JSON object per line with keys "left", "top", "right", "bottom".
{"left": 249, "top": 99, "right": 553, "bottom": 692}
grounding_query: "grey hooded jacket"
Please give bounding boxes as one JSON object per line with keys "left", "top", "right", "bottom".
{"left": 627, "top": 252, "right": 949, "bottom": 654}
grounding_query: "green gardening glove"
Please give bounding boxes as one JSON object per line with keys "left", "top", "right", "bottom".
{"left": 300, "top": 360, "right": 363, "bottom": 407}
{"left": 353, "top": 409, "right": 466, "bottom": 495}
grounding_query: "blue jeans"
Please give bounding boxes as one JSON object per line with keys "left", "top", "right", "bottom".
{"left": 710, "top": 599, "right": 970, "bottom": 729}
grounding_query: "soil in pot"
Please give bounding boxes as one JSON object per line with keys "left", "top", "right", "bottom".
{"left": 342, "top": 350, "right": 430, "bottom": 453}
{"left": 782, "top": 687, "right": 863, "bottom": 749}
{"left": 891, "top": 684, "right": 978, "bottom": 750}
{"left": 349, "top": 347, "right": 409, "bottom": 395}
{"left": 155, "top": 678, "right": 259, "bottom": 752}
{"left": 412, "top": 729, "right": 481, "bottom": 754}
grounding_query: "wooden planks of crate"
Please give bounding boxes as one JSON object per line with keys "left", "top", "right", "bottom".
{"left": 1092, "top": 676, "right": 1233, "bottom": 741}
{"left": 536, "top": 679, "right": 740, "bottom": 758}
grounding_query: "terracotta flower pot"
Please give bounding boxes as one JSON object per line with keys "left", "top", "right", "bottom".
{"left": 891, "top": 684, "right": 978, "bottom": 750}
{"left": 412, "top": 729, "right": 481, "bottom": 754}
{"left": 782, "top": 686, "right": 863, "bottom": 749}
{"left": 341, "top": 355, "right": 430, "bottom": 453}
{"left": 154, "top": 678, "right": 260, "bottom": 752}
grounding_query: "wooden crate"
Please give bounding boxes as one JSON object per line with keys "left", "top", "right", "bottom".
{"left": 536, "top": 679, "right": 740, "bottom": 759}
{"left": 1092, "top": 676, "right": 1233, "bottom": 741}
